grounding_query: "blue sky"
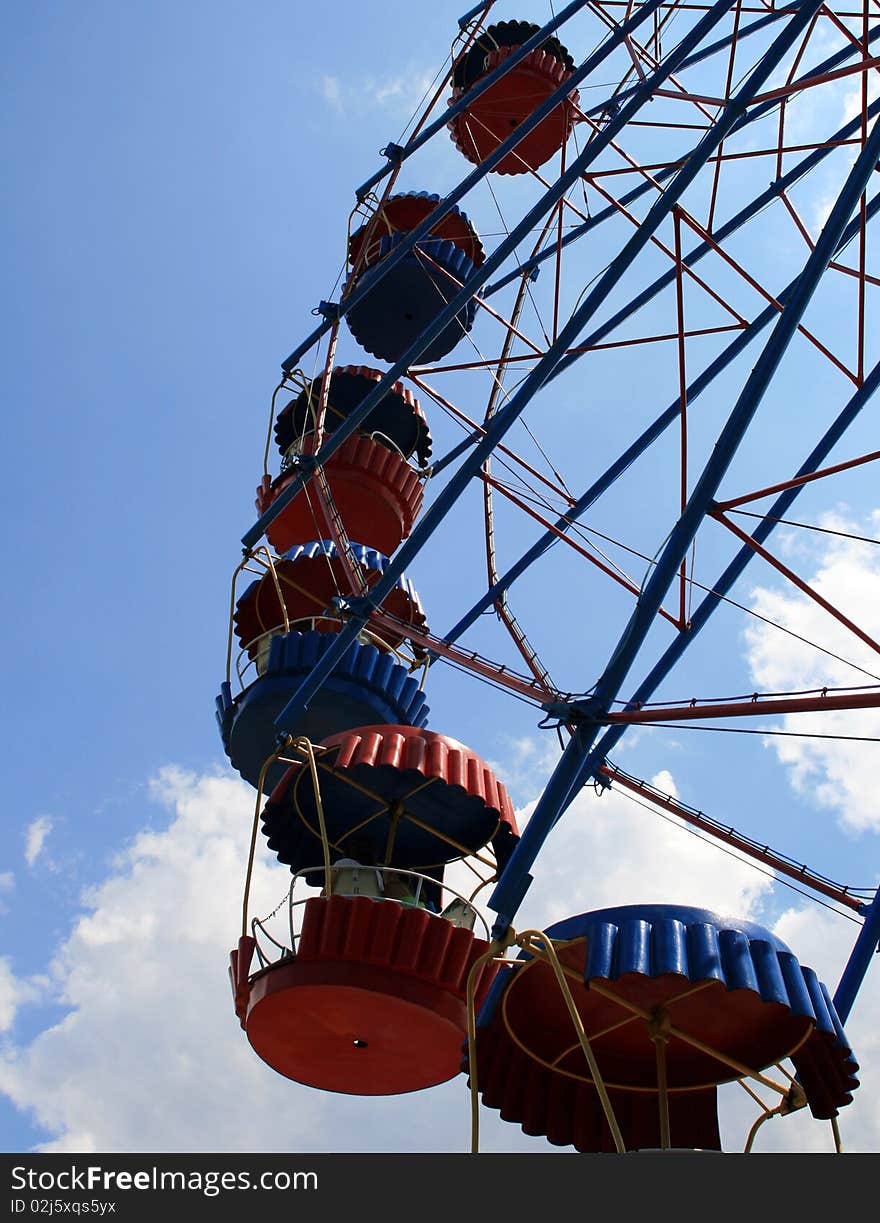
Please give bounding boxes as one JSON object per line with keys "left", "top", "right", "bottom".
{"left": 2, "top": 1, "right": 879, "bottom": 1153}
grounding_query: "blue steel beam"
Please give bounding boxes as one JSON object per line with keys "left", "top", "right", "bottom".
{"left": 489, "top": 107, "right": 880, "bottom": 934}
{"left": 591, "top": 347, "right": 880, "bottom": 762}
{"left": 243, "top": 0, "right": 701, "bottom": 552}
{"left": 275, "top": 0, "right": 667, "bottom": 381}
{"left": 834, "top": 888, "right": 880, "bottom": 1023}
{"left": 271, "top": 0, "right": 819, "bottom": 740}
{"left": 483, "top": 19, "right": 880, "bottom": 299}
{"left": 355, "top": 0, "right": 589, "bottom": 202}
{"left": 441, "top": 168, "right": 880, "bottom": 647}
{"left": 486, "top": 32, "right": 880, "bottom": 302}
{"left": 252, "top": 3, "right": 871, "bottom": 552}
{"left": 271, "top": 3, "right": 874, "bottom": 404}
{"left": 364, "top": 3, "right": 797, "bottom": 210}
{"left": 458, "top": 3, "right": 491, "bottom": 29}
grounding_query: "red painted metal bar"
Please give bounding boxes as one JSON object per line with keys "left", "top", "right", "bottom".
{"left": 408, "top": 374, "right": 577, "bottom": 506}
{"left": 783, "top": 3, "right": 824, "bottom": 101}
{"left": 606, "top": 687, "right": 880, "bottom": 724}
{"left": 416, "top": 323, "right": 747, "bottom": 372}
{"left": 588, "top": 138, "right": 861, "bottom": 176}
{"left": 553, "top": 139, "right": 567, "bottom": 344}
{"left": 591, "top": 2, "right": 865, "bottom": 13}
{"left": 305, "top": 320, "right": 340, "bottom": 455}
{"left": 706, "top": 0, "right": 743, "bottom": 233}
{"left": 414, "top": 249, "right": 545, "bottom": 356}
{"left": 598, "top": 764, "right": 866, "bottom": 911}
{"left": 479, "top": 469, "right": 683, "bottom": 628}
{"left": 778, "top": 189, "right": 816, "bottom": 249}
{"left": 716, "top": 447, "right": 880, "bottom": 510}
{"left": 364, "top": 608, "right": 558, "bottom": 704}
{"left": 678, "top": 210, "right": 858, "bottom": 383}
{"left": 674, "top": 208, "right": 689, "bottom": 629}
{"left": 750, "top": 53, "right": 880, "bottom": 104}
{"left": 309, "top": 469, "right": 369, "bottom": 597}
{"left": 829, "top": 259, "right": 880, "bottom": 289}
{"left": 585, "top": 177, "right": 749, "bottom": 325}
{"left": 479, "top": 214, "right": 559, "bottom": 694}
{"left": 570, "top": 324, "right": 747, "bottom": 349}
{"left": 712, "top": 508, "right": 880, "bottom": 656}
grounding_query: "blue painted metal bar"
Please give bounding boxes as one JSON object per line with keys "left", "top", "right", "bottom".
{"left": 275, "top": 3, "right": 620, "bottom": 382}
{"left": 485, "top": 25, "right": 880, "bottom": 300}
{"left": 458, "top": 2, "right": 490, "bottom": 29}
{"left": 489, "top": 99, "right": 880, "bottom": 934}
{"left": 270, "top": 0, "right": 753, "bottom": 733}
{"left": 243, "top": 0, "right": 689, "bottom": 552}
{"left": 278, "top": 0, "right": 667, "bottom": 377}
{"left": 356, "top": 0, "right": 590, "bottom": 203}
{"left": 834, "top": 887, "right": 880, "bottom": 1023}
{"left": 590, "top": 344, "right": 880, "bottom": 762}
{"left": 441, "top": 115, "right": 880, "bottom": 645}
{"left": 365, "top": 2, "right": 797, "bottom": 211}
{"left": 275, "top": 1, "right": 874, "bottom": 389}
{"left": 599, "top": 4, "right": 797, "bottom": 114}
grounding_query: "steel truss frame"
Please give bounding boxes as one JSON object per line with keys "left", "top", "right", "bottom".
{"left": 240, "top": 0, "right": 880, "bottom": 1020}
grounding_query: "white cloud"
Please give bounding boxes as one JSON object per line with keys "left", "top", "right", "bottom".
{"left": 0, "top": 771, "right": 329, "bottom": 1152}
{"left": 744, "top": 904, "right": 880, "bottom": 1153}
{"left": 315, "top": 69, "right": 438, "bottom": 123}
{"left": 734, "top": 514, "right": 880, "bottom": 1149}
{"left": 321, "top": 75, "right": 343, "bottom": 113}
{"left": 369, "top": 72, "right": 435, "bottom": 112}
{"left": 0, "top": 769, "right": 535, "bottom": 1154}
{"left": 0, "top": 872, "right": 13, "bottom": 914}
{"left": 0, "top": 959, "right": 39, "bottom": 1034}
{"left": 0, "top": 748, "right": 876, "bottom": 1153}
{"left": 744, "top": 509, "right": 880, "bottom": 831}
{"left": 24, "top": 817, "right": 53, "bottom": 868}
{"left": 511, "top": 767, "right": 774, "bottom": 932}
{"left": 486, "top": 733, "right": 563, "bottom": 806}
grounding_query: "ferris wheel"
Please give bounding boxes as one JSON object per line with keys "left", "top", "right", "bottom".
{"left": 219, "top": 0, "right": 880, "bottom": 1153}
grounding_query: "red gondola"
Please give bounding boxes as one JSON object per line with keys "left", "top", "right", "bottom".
{"left": 261, "top": 723, "right": 518, "bottom": 873}
{"left": 231, "top": 724, "right": 519, "bottom": 1095}
{"left": 448, "top": 21, "right": 579, "bottom": 174}
{"left": 232, "top": 889, "right": 498, "bottom": 1095}
{"left": 257, "top": 433, "right": 424, "bottom": 558}
{"left": 233, "top": 540, "right": 428, "bottom": 656}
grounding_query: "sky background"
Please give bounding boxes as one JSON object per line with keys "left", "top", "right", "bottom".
{"left": 2, "top": 0, "right": 879, "bottom": 1155}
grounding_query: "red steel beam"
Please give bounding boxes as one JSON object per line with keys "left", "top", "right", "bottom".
{"left": 716, "top": 447, "right": 880, "bottom": 510}
{"left": 407, "top": 373, "right": 577, "bottom": 505}
{"left": 365, "top": 608, "right": 558, "bottom": 705}
{"left": 712, "top": 508, "right": 880, "bottom": 657}
{"left": 418, "top": 323, "right": 745, "bottom": 372}
{"left": 750, "top": 54, "right": 880, "bottom": 105}
{"left": 598, "top": 764, "right": 865, "bottom": 911}
{"left": 479, "top": 469, "right": 683, "bottom": 629}
{"left": 607, "top": 687, "right": 880, "bottom": 724}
